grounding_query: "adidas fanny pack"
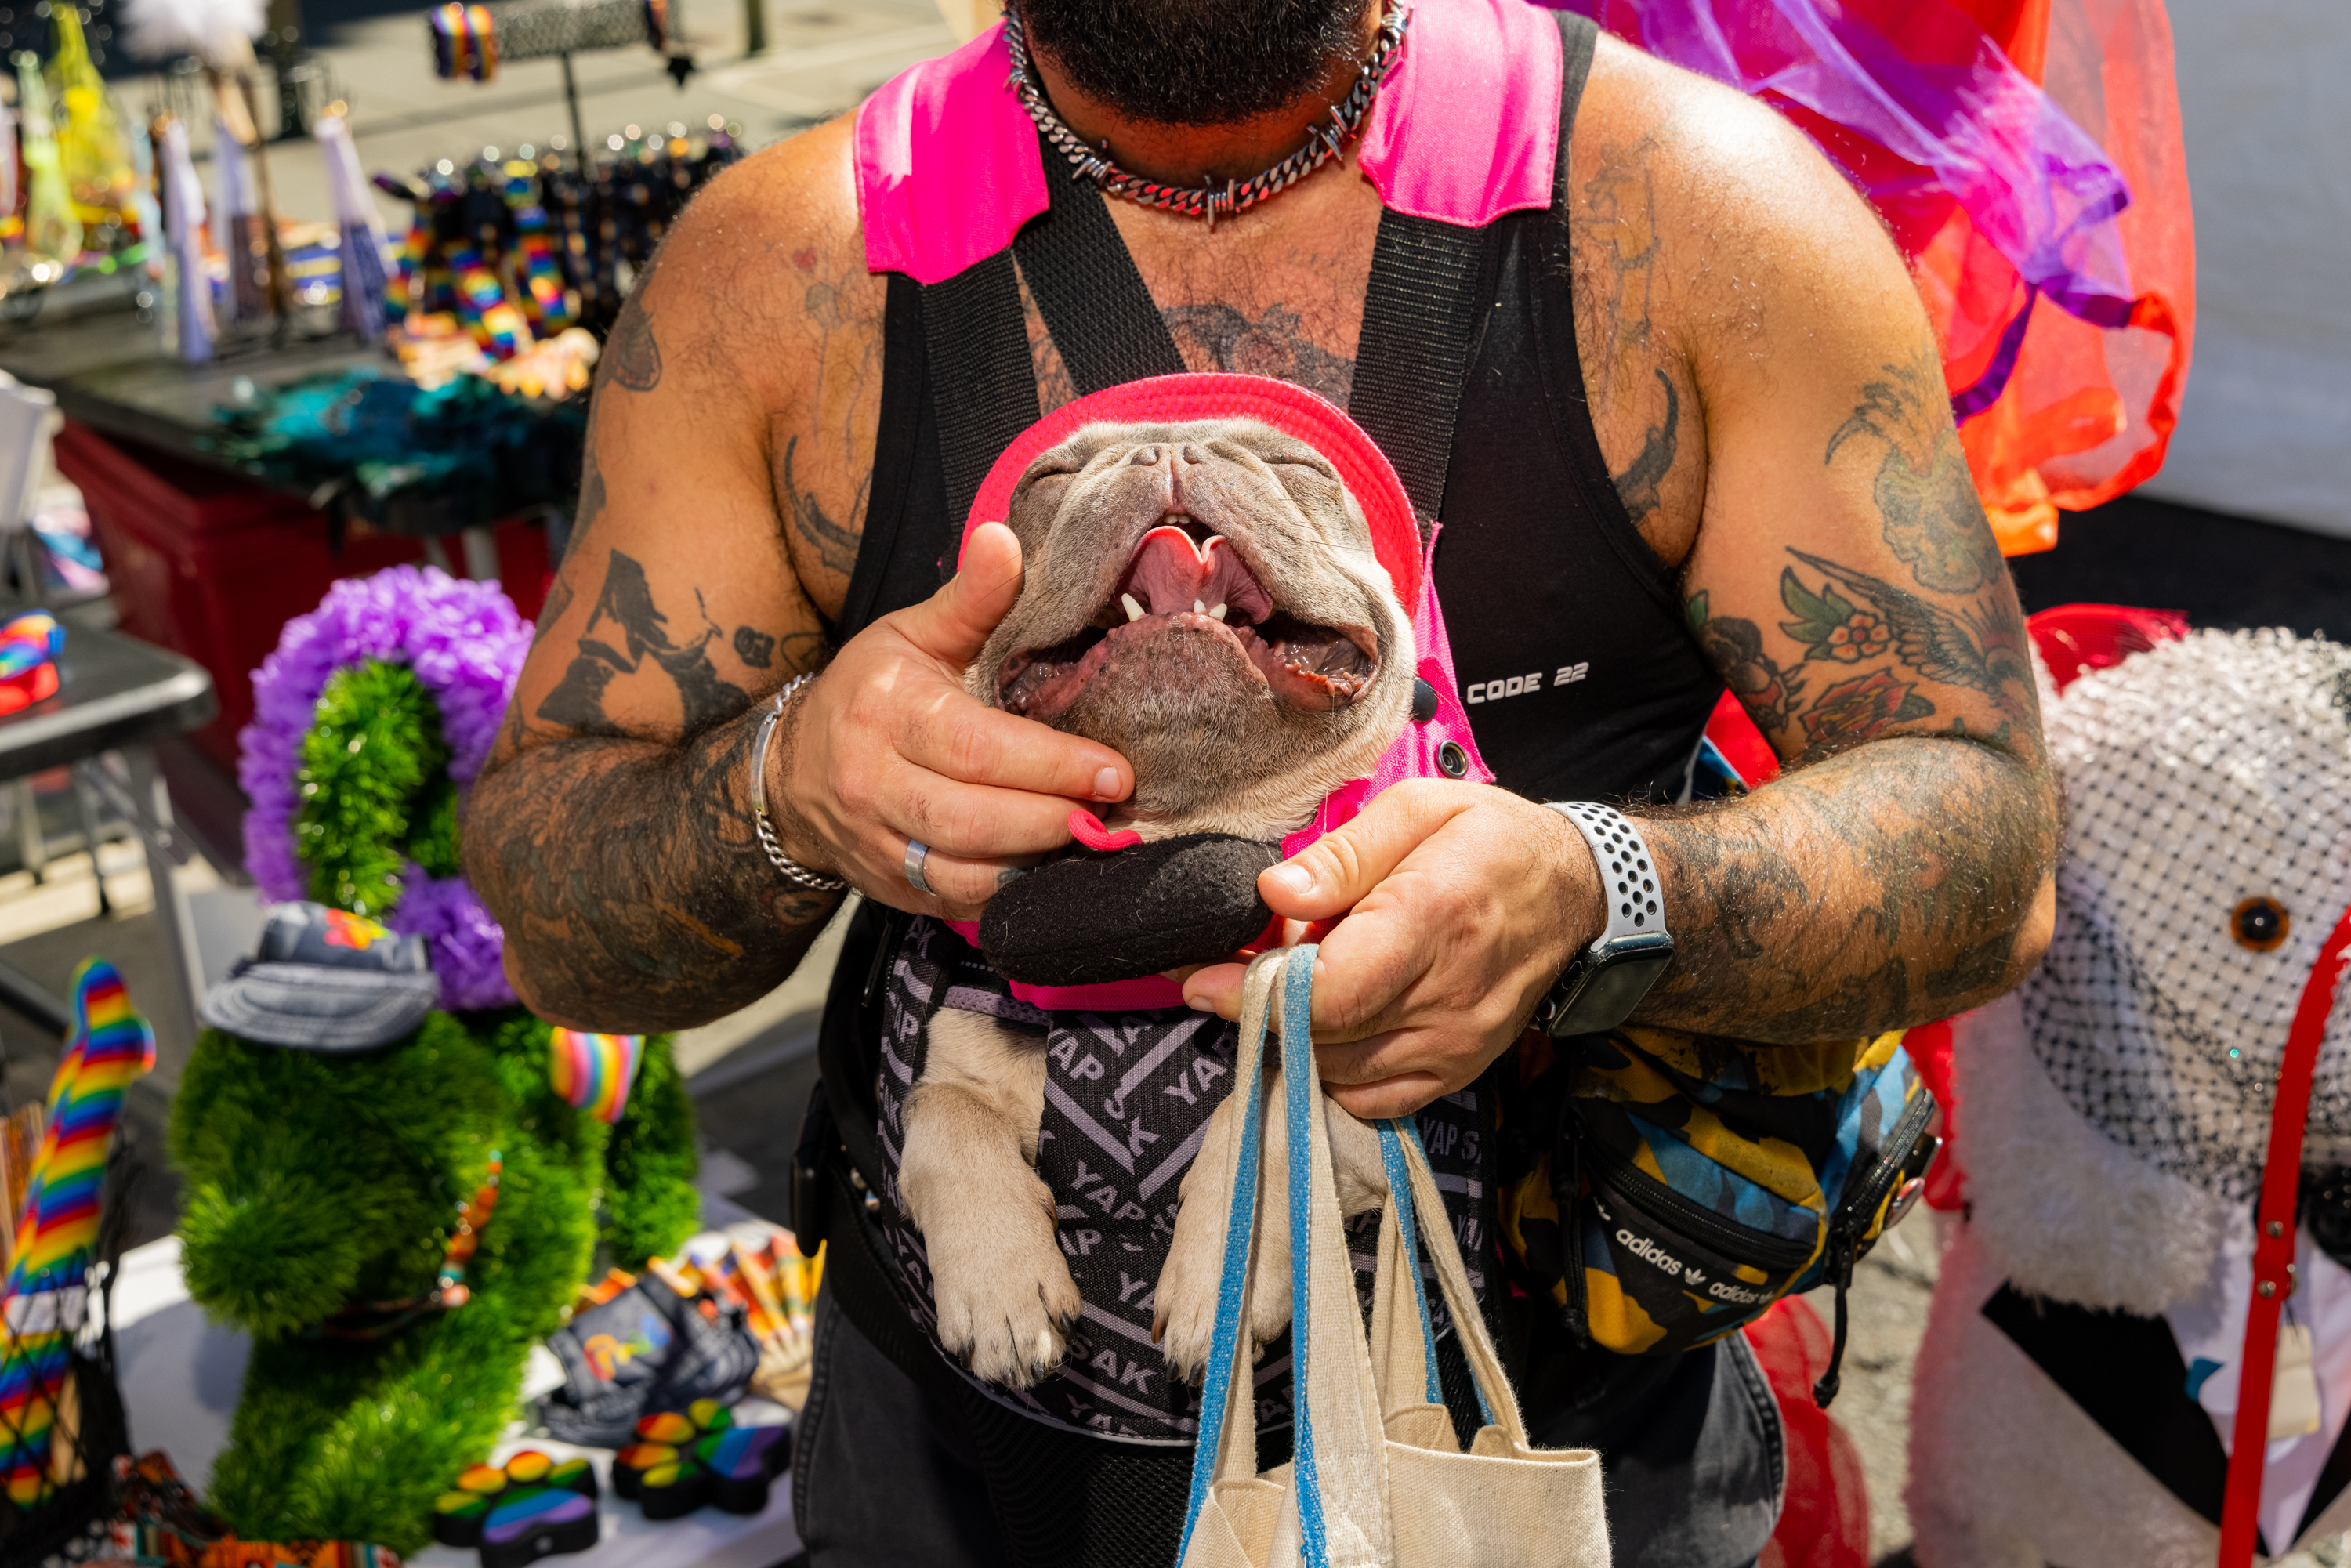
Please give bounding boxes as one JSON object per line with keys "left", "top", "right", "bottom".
{"left": 1505, "top": 1025, "right": 1937, "bottom": 1395}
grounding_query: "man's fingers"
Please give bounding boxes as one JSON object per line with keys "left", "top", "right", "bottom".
{"left": 1325, "top": 1071, "right": 1451, "bottom": 1121}
{"left": 881, "top": 771, "right": 1092, "bottom": 863}
{"left": 897, "top": 688, "right": 1128, "bottom": 803}
{"left": 899, "top": 843, "right": 1023, "bottom": 923}
{"left": 1179, "top": 960, "right": 1247, "bottom": 1018}
{"left": 1257, "top": 780, "right": 1478, "bottom": 919}
{"left": 897, "top": 520, "right": 1027, "bottom": 668}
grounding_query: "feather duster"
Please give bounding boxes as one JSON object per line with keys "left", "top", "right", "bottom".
{"left": 115, "top": 0, "right": 263, "bottom": 70}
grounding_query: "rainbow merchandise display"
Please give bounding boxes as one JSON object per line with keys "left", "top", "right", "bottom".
{"left": 0, "top": 612, "right": 63, "bottom": 716}
{"left": 535, "top": 1262, "right": 759, "bottom": 1449}
{"left": 1557, "top": 0, "right": 2193, "bottom": 556}
{"left": 314, "top": 112, "right": 394, "bottom": 340}
{"left": 105, "top": 1450, "right": 404, "bottom": 1568}
{"left": 610, "top": 1401, "right": 788, "bottom": 1520}
{"left": 0, "top": 961, "right": 155, "bottom": 1509}
{"left": 373, "top": 125, "right": 743, "bottom": 349}
{"left": 430, "top": 3, "right": 499, "bottom": 81}
{"left": 446, "top": 245, "right": 531, "bottom": 358}
{"left": 167, "top": 567, "right": 698, "bottom": 1552}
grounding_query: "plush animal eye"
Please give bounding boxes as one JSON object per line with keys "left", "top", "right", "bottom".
{"left": 2233, "top": 896, "right": 2291, "bottom": 952}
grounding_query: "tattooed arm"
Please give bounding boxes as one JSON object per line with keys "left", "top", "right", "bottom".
{"left": 1628, "top": 68, "right": 2056, "bottom": 1037}
{"left": 465, "top": 119, "right": 1131, "bottom": 1030}
{"left": 1180, "top": 38, "right": 2053, "bottom": 1111}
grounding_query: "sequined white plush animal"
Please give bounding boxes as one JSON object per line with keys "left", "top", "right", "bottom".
{"left": 1909, "top": 624, "right": 2351, "bottom": 1566}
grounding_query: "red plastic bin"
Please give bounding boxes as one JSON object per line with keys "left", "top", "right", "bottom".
{"left": 56, "top": 419, "right": 550, "bottom": 773}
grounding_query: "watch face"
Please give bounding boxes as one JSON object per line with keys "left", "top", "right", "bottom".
{"left": 1544, "top": 935, "right": 1675, "bottom": 1037}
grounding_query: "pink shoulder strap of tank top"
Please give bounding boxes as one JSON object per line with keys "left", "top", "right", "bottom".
{"left": 856, "top": 0, "right": 1565, "bottom": 284}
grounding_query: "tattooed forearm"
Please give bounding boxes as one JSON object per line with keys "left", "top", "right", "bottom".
{"left": 465, "top": 710, "right": 836, "bottom": 1030}
{"left": 475, "top": 543, "right": 834, "bottom": 1025}
{"left": 1634, "top": 733, "right": 2055, "bottom": 1039}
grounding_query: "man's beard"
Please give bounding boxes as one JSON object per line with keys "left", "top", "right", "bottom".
{"left": 1017, "top": 0, "right": 1371, "bottom": 128}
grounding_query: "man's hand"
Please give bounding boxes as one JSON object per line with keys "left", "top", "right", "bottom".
{"left": 775, "top": 521, "right": 1134, "bottom": 922}
{"left": 1179, "top": 781, "right": 1597, "bottom": 1118}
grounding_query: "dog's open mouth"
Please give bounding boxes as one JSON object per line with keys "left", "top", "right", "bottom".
{"left": 998, "top": 521, "right": 1378, "bottom": 724}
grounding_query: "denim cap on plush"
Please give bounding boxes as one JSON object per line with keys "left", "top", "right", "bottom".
{"left": 197, "top": 900, "right": 441, "bottom": 1052}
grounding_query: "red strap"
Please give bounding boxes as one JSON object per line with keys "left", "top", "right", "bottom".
{"left": 2219, "top": 902, "right": 2351, "bottom": 1566}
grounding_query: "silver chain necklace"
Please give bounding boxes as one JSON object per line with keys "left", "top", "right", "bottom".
{"left": 1003, "top": 2, "right": 1411, "bottom": 230}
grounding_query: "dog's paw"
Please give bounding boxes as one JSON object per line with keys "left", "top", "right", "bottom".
{"left": 1154, "top": 1181, "right": 1230, "bottom": 1382}
{"left": 926, "top": 1177, "right": 1083, "bottom": 1389}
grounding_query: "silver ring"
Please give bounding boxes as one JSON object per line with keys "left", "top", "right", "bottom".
{"left": 904, "top": 839, "right": 933, "bottom": 896}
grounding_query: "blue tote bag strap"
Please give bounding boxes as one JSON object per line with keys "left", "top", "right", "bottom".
{"left": 1179, "top": 949, "right": 1288, "bottom": 1559}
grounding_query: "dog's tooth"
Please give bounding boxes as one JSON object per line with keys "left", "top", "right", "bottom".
{"left": 1122, "top": 592, "right": 1146, "bottom": 622}
{"left": 1194, "top": 599, "right": 1206, "bottom": 614}
{"left": 1209, "top": 603, "right": 1227, "bottom": 621}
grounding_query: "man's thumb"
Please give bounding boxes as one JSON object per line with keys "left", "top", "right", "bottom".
{"left": 905, "top": 521, "right": 1023, "bottom": 664}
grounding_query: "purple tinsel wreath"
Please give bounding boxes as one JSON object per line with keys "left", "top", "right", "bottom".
{"left": 238, "top": 564, "right": 532, "bottom": 1010}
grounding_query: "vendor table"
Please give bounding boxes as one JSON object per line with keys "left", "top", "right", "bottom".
{"left": 112, "top": 1235, "right": 806, "bottom": 1567}
{"left": 0, "top": 303, "right": 523, "bottom": 560}
{"left": 0, "top": 621, "right": 214, "bottom": 1037}
{"left": 0, "top": 305, "right": 383, "bottom": 484}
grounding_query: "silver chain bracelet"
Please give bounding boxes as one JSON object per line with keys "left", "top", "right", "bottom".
{"left": 750, "top": 672, "right": 847, "bottom": 893}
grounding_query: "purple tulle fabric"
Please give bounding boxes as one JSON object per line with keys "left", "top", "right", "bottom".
{"left": 1551, "top": 0, "right": 2135, "bottom": 407}
{"left": 238, "top": 565, "right": 531, "bottom": 1010}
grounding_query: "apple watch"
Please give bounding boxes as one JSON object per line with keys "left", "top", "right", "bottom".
{"left": 1534, "top": 802, "right": 1675, "bottom": 1037}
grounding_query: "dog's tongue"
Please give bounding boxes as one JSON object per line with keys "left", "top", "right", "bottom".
{"left": 1121, "top": 527, "right": 1275, "bottom": 622}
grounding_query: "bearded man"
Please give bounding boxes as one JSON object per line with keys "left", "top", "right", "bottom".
{"left": 465, "top": 0, "right": 2057, "bottom": 1562}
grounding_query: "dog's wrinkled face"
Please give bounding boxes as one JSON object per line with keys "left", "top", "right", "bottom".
{"left": 970, "top": 419, "right": 1414, "bottom": 838}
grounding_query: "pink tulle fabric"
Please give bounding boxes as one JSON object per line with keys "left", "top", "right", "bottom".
{"left": 1551, "top": 0, "right": 2193, "bottom": 554}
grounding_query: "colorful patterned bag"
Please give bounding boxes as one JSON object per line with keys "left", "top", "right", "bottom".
{"left": 1502, "top": 1025, "right": 1936, "bottom": 1396}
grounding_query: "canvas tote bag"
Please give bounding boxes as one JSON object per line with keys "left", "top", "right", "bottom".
{"left": 1176, "top": 946, "right": 1611, "bottom": 1568}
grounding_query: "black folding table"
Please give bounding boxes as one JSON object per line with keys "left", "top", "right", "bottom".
{"left": 0, "top": 622, "right": 214, "bottom": 1039}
